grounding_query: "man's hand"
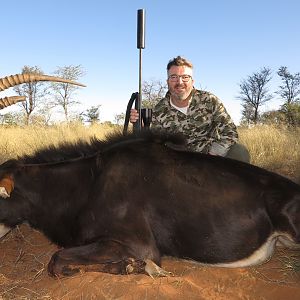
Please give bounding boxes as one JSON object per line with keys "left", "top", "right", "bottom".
{"left": 130, "top": 109, "right": 139, "bottom": 124}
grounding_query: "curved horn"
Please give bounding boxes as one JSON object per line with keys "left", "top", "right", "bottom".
{"left": 0, "top": 96, "right": 26, "bottom": 109}
{"left": 0, "top": 74, "right": 86, "bottom": 91}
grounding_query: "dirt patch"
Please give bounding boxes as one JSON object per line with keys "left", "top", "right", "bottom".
{"left": 0, "top": 224, "right": 299, "bottom": 300}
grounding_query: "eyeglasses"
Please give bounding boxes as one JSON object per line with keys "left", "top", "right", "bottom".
{"left": 168, "top": 74, "right": 192, "bottom": 82}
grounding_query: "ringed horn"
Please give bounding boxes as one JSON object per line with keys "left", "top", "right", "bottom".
{"left": 0, "top": 96, "right": 26, "bottom": 109}
{"left": 0, "top": 73, "right": 86, "bottom": 92}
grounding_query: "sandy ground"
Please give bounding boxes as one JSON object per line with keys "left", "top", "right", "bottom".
{"left": 0, "top": 224, "right": 299, "bottom": 300}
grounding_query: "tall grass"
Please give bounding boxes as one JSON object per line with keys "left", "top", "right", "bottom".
{"left": 239, "top": 125, "right": 300, "bottom": 178}
{"left": 0, "top": 123, "right": 299, "bottom": 178}
{"left": 0, "top": 122, "right": 119, "bottom": 163}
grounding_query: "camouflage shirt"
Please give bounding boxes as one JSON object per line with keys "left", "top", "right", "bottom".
{"left": 151, "top": 89, "right": 238, "bottom": 156}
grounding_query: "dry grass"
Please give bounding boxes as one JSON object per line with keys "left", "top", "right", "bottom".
{"left": 1, "top": 123, "right": 300, "bottom": 177}
{"left": 0, "top": 122, "right": 120, "bottom": 164}
{"left": 278, "top": 250, "right": 300, "bottom": 277}
{"left": 238, "top": 125, "right": 300, "bottom": 178}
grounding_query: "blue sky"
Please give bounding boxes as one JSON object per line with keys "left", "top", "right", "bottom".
{"left": 1, "top": 0, "right": 300, "bottom": 123}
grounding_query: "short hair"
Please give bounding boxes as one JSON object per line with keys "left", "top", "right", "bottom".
{"left": 167, "top": 56, "right": 193, "bottom": 71}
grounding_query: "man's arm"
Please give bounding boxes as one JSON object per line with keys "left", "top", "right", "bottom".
{"left": 208, "top": 98, "right": 238, "bottom": 156}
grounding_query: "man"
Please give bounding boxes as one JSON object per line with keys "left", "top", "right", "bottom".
{"left": 130, "top": 56, "right": 250, "bottom": 163}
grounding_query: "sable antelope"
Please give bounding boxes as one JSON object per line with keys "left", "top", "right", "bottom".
{"left": 0, "top": 130, "right": 299, "bottom": 277}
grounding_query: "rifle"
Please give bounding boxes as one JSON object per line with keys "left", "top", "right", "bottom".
{"left": 123, "top": 9, "right": 152, "bottom": 134}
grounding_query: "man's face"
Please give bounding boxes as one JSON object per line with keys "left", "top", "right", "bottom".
{"left": 167, "top": 66, "right": 194, "bottom": 101}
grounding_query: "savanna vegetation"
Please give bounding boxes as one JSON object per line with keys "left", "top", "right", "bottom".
{"left": 0, "top": 122, "right": 117, "bottom": 164}
{"left": 1, "top": 64, "right": 300, "bottom": 129}
{"left": 0, "top": 123, "right": 299, "bottom": 181}
{"left": 239, "top": 125, "right": 300, "bottom": 179}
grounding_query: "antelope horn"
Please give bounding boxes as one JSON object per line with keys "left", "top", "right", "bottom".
{"left": 0, "top": 74, "right": 86, "bottom": 91}
{"left": 0, "top": 96, "right": 26, "bottom": 109}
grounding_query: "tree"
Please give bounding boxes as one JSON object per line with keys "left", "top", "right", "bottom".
{"left": 114, "top": 112, "right": 125, "bottom": 125}
{"left": 13, "top": 66, "right": 47, "bottom": 125}
{"left": 34, "top": 102, "right": 56, "bottom": 126}
{"left": 237, "top": 67, "right": 272, "bottom": 124}
{"left": 280, "top": 102, "right": 300, "bottom": 127}
{"left": 142, "top": 79, "right": 167, "bottom": 108}
{"left": 83, "top": 105, "right": 101, "bottom": 124}
{"left": 276, "top": 66, "right": 300, "bottom": 126}
{"left": 240, "top": 103, "right": 256, "bottom": 126}
{"left": 260, "top": 109, "right": 286, "bottom": 126}
{"left": 0, "top": 111, "right": 26, "bottom": 126}
{"left": 51, "top": 65, "right": 85, "bottom": 122}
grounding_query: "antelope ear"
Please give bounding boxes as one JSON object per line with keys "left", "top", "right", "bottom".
{"left": 0, "top": 175, "right": 14, "bottom": 198}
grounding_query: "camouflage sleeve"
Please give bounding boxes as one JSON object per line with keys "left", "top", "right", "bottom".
{"left": 208, "top": 96, "right": 238, "bottom": 156}
{"left": 150, "top": 98, "right": 169, "bottom": 130}
{"left": 151, "top": 112, "right": 162, "bottom": 129}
